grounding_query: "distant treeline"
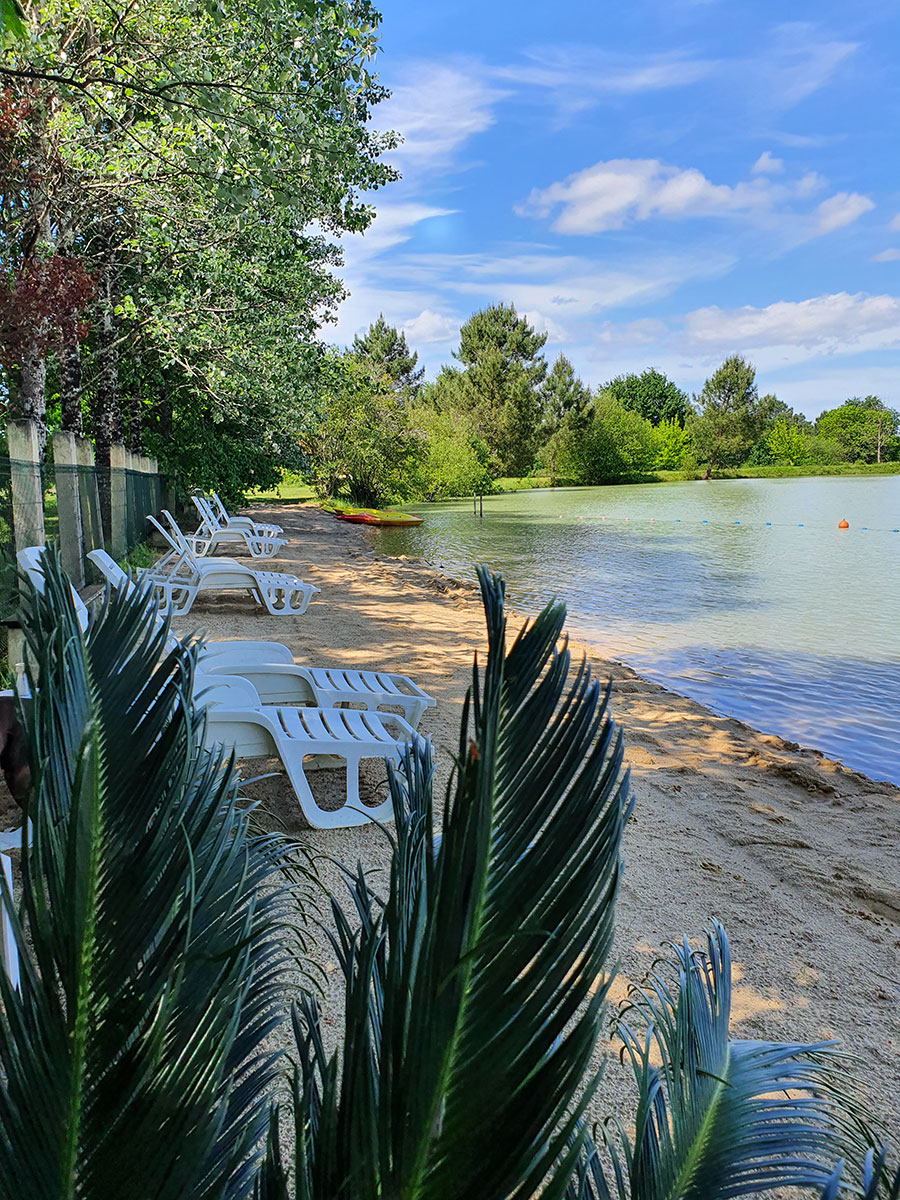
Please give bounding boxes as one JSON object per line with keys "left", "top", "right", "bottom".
{"left": 305, "top": 305, "right": 900, "bottom": 506}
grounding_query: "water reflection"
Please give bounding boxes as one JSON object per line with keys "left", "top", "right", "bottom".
{"left": 376, "top": 476, "right": 900, "bottom": 784}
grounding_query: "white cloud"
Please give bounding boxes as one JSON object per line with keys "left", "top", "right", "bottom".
{"left": 518, "top": 159, "right": 773, "bottom": 234}
{"left": 342, "top": 203, "right": 456, "bottom": 261}
{"left": 795, "top": 171, "right": 827, "bottom": 197}
{"left": 814, "top": 192, "right": 874, "bottom": 233}
{"left": 495, "top": 47, "right": 713, "bottom": 117}
{"left": 521, "top": 310, "right": 569, "bottom": 342}
{"left": 888, "top": 214, "right": 900, "bottom": 232}
{"left": 375, "top": 62, "right": 507, "bottom": 173}
{"left": 682, "top": 292, "right": 900, "bottom": 359}
{"left": 758, "top": 23, "right": 858, "bottom": 108}
{"left": 401, "top": 309, "right": 460, "bottom": 344}
{"left": 871, "top": 248, "right": 900, "bottom": 263}
{"left": 419, "top": 249, "right": 735, "bottom": 315}
{"left": 517, "top": 157, "right": 872, "bottom": 240}
{"left": 752, "top": 151, "right": 784, "bottom": 175}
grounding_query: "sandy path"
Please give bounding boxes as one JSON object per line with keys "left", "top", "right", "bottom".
{"left": 176, "top": 502, "right": 899, "bottom": 1133}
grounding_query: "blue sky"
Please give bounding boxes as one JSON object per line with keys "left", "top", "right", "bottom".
{"left": 330, "top": 0, "right": 900, "bottom": 417}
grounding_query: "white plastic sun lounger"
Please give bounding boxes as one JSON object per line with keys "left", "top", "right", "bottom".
{"left": 195, "top": 672, "right": 415, "bottom": 827}
{"left": 189, "top": 495, "right": 286, "bottom": 559}
{"left": 88, "top": 550, "right": 436, "bottom": 729}
{"left": 16, "top": 549, "right": 419, "bottom": 828}
{"left": 141, "top": 514, "right": 318, "bottom": 617}
{"left": 210, "top": 492, "right": 282, "bottom": 538}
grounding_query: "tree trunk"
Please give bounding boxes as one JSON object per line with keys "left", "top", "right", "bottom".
{"left": 92, "top": 251, "right": 119, "bottom": 534}
{"left": 128, "top": 392, "right": 142, "bottom": 453}
{"left": 59, "top": 342, "right": 83, "bottom": 434}
{"left": 18, "top": 339, "right": 47, "bottom": 453}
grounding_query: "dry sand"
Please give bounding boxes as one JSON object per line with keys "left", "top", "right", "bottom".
{"left": 177, "top": 501, "right": 899, "bottom": 1134}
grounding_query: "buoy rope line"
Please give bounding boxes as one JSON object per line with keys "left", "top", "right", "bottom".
{"left": 553, "top": 515, "right": 900, "bottom": 533}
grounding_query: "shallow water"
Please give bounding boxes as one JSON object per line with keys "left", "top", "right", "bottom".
{"left": 374, "top": 476, "right": 900, "bottom": 784}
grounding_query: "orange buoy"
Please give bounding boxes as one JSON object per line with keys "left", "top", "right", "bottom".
{"left": 838, "top": 519, "right": 849, "bottom": 529}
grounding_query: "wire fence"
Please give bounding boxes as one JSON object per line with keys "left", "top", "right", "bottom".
{"left": 116, "top": 468, "right": 162, "bottom": 559}
{"left": 0, "top": 429, "right": 163, "bottom": 676}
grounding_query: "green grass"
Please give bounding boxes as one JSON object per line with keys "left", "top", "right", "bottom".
{"left": 119, "top": 540, "right": 156, "bottom": 571}
{"left": 494, "top": 475, "right": 556, "bottom": 489}
{"left": 702, "top": 461, "right": 900, "bottom": 479}
{"left": 245, "top": 480, "right": 316, "bottom": 504}
{"left": 491, "top": 462, "right": 900, "bottom": 492}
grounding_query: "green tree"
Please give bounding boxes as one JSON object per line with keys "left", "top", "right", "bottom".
{"left": 0, "top": 0, "right": 398, "bottom": 485}
{"left": 652, "top": 416, "right": 690, "bottom": 469}
{"left": 556, "top": 394, "right": 656, "bottom": 483}
{"left": 409, "top": 403, "right": 492, "bottom": 499}
{"left": 689, "top": 355, "right": 766, "bottom": 479}
{"left": 541, "top": 354, "right": 593, "bottom": 484}
{"left": 437, "top": 303, "right": 548, "bottom": 476}
{"left": 303, "top": 351, "right": 422, "bottom": 506}
{"left": 352, "top": 313, "right": 424, "bottom": 398}
{"left": 815, "top": 397, "right": 900, "bottom": 463}
{"left": 606, "top": 367, "right": 688, "bottom": 426}
{"left": 766, "top": 417, "right": 809, "bottom": 466}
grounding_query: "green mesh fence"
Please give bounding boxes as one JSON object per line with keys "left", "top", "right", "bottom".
{"left": 53, "top": 462, "right": 161, "bottom": 582}
{"left": 119, "top": 468, "right": 162, "bottom": 557}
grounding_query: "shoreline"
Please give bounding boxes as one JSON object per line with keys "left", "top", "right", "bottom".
{"left": 230, "top": 502, "right": 899, "bottom": 1129}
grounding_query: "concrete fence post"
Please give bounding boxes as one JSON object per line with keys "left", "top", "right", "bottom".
{"left": 108, "top": 442, "right": 129, "bottom": 559}
{"left": 7, "top": 420, "right": 44, "bottom": 554}
{"left": 75, "top": 437, "right": 102, "bottom": 557}
{"left": 52, "top": 430, "right": 85, "bottom": 588}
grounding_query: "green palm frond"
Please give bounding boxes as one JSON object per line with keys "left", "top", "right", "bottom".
{"left": 818, "top": 1148, "right": 900, "bottom": 1200}
{"left": 274, "top": 565, "right": 632, "bottom": 1200}
{"left": 604, "top": 923, "right": 871, "bottom": 1200}
{"left": 0, "top": 549, "right": 293, "bottom": 1200}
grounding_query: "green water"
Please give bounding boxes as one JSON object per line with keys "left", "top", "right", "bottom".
{"left": 374, "top": 475, "right": 900, "bottom": 784}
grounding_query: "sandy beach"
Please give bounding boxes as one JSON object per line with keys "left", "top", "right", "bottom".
{"left": 2, "top": 499, "right": 896, "bottom": 1136}
{"left": 166, "top": 500, "right": 899, "bottom": 1133}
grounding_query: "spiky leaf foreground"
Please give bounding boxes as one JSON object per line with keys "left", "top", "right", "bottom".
{"left": 270, "top": 566, "right": 632, "bottom": 1200}
{"left": 0, "top": 551, "right": 291, "bottom": 1200}
{"left": 574, "top": 925, "right": 875, "bottom": 1200}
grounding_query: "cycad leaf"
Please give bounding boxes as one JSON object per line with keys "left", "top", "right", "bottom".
{"left": 611, "top": 923, "right": 870, "bottom": 1200}
{"left": 0, "top": 550, "right": 292, "bottom": 1200}
{"left": 283, "top": 565, "right": 631, "bottom": 1200}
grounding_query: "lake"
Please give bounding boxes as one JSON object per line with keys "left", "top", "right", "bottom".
{"left": 373, "top": 475, "right": 900, "bottom": 785}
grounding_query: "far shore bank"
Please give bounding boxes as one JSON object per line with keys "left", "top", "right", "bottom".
{"left": 198, "top": 502, "right": 898, "bottom": 1130}
{"left": 247, "top": 460, "right": 900, "bottom": 508}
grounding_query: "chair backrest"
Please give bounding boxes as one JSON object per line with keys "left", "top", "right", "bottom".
{"left": 148, "top": 513, "right": 189, "bottom": 557}
{"left": 16, "top": 547, "right": 90, "bottom": 633}
{"left": 87, "top": 549, "right": 180, "bottom": 653}
{"left": 87, "top": 548, "right": 134, "bottom": 596}
{"left": 191, "top": 494, "right": 219, "bottom": 534}
{"left": 210, "top": 492, "right": 230, "bottom": 524}
{"left": 194, "top": 672, "right": 262, "bottom": 711}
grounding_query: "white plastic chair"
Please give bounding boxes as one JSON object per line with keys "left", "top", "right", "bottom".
{"left": 18, "top": 547, "right": 90, "bottom": 631}
{"left": 195, "top": 672, "right": 414, "bottom": 827}
{"left": 140, "top": 514, "right": 318, "bottom": 617}
{"left": 88, "top": 550, "right": 436, "bottom": 729}
{"left": 0, "top": 798, "right": 27, "bottom": 988}
{"left": 189, "top": 495, "right": 286, "bottom": 559}
{"left": 209, "top": 492, "right": 282, "bottom": 538}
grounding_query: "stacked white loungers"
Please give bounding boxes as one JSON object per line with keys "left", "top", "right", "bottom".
{"left": 17, "top": 540, "right": 436, "bottom": 830}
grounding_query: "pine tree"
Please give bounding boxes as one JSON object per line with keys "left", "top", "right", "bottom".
{"left": 352, "top": 314, "right": 424, "bottom": 398}
{"left": 436, "top": 303, "right": 548, "bottom": 476}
